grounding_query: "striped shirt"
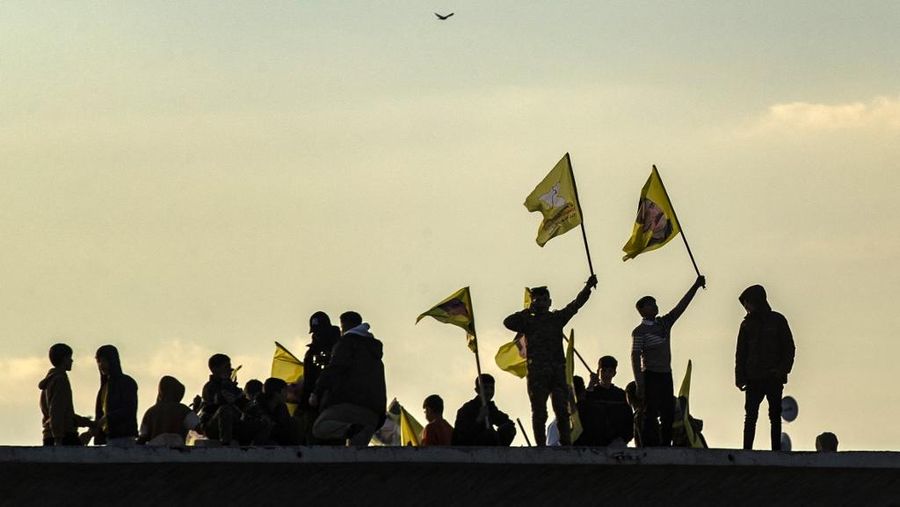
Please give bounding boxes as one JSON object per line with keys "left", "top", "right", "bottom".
{"left": 632, "top": 314, "right": 678, "bottom": 373}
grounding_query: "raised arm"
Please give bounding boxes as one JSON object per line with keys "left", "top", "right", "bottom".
{"left": 663, "top": 275, "right": 705, "bottom": 325}
{"left": 558, "top": 275, "right": 598, "bottom": 323}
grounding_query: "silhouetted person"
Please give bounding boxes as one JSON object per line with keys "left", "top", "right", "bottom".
{"left": 297, "top": 311, "right": 340, "bottom": 443}
{"left": 138, "top": 376, "right": 199, "bottom": 446}
{"left": 244, "top": 379, "right": 263, "bottom": 402}
{"left": 39, "top": 343, "right": 94, "bottom": 446}
{"left": 624, "top": 381, "right": 649, "bottom": 447}
{"left": 255, "top": 377, "right": 298, "bottom": 445}
{"left": 200, "top": 353, "right": 245, "bottom": 445}
{"left": 548, "top": 376, "right": 586, "bottom": 446}
{"left": 735, "top": 284, "right": 795, "bottom": 451}
{"left": 311, "top": 311, "right": 387, "bottom": 446}
{"left": 580, "top": 356, "right": 633, "bottom": 447}
{"left": 421, "top": 394, "right": 453, "bottom": 446}
{"left": 451, "top": 374, "right": 516, "bottom": 446}
{"left": 816, "top": 432, "right": 838, "bottom": 452}
{"left": 503, "top": 275, "right": 598, "bottom": 447}
{"left": 93, "top": 345, "right": 138, "bottom": 447}
{"left": 631, "top": 275, "right": 705, "bottom": 447}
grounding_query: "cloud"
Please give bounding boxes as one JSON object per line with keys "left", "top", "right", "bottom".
{"left": 754, "top": 95, "right": 900, "bottom": 132}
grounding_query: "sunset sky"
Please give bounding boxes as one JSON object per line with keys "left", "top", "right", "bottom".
{"left": 2, "top": 1, "right": 899, "bottom": 450}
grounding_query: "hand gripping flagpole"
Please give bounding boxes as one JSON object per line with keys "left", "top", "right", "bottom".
{"left": 653, "top": 165, "right": 703, "bottom": 283}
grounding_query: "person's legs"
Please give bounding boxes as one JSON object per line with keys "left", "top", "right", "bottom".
{"left": 743, "top": 386, "right": 766, "bottom": 450}
{"left": 642, "top": 372, "right": 663, "bottom": 447}
{"left": 549, "top": 365, "right": 571, "bottom": 445}
{"left": 765, "top": 382, "right": 784, "bottom": 451}
{"left": 312, "top": 404, "right": 379, "bottom": 445}
{"left": 658, "top": 373, "right": 675, "bottom": 447}
{"left": 527, "top": 370, "right": 551, "bottom": 447}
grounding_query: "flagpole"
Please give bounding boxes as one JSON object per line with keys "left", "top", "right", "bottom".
{"left": 565, "top": 153, "right": 595, "bottom": 278}
{"left": 472, "top": 335, "right": 493, "bottom": 430}
{"left": 653, "top": 164, "right": 703, "bottom": 280}
{"left": 516, "top": 418, "right": 533, "bottom": 447}
{"left": 562, "top": 332, "right": 594, "bottom": 375}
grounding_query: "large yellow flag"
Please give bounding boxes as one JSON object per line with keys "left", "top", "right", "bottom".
{"left": 565, "top": 329, "right": 583, "bottom": 442}
{"left": 525, "top": 153, "right": 583, "bottom": 247}
{"left": 495, "top": 288, "right": 530, "bottom": 378}
{"left": 398, "top": 403, "right": 424, "bottom": 446}
{"left": 416, "top": 286, "right": 477, "bottom": 352}
{"left": 622, "top": 166, "right": 681, "bottom": 261}
{"left": 271, "top": 341, "right": 303, "bottom": 384}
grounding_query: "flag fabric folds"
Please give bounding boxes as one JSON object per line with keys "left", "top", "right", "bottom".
{"left": 271, "top": 341, "right": 304, "bottom": 384}
{"left": 565, "top": 329, "right": 583, "bottom": 442}
{"left": 398, "top": 403, "right": 424, "bottom": 446}
{"left": 674, "top": 360, "right": 707, "bottom": 449}
{"left": 416, "top": 286, "right": 478, "bottom": 352}
{"left": 622, "top": 166, "right": 681, "bottom": 261}
{"left": 495, "top": 288, "right": 531, "bottom": 378}
{"left": 524, "top": 153, "right": 583, "bottom": 247}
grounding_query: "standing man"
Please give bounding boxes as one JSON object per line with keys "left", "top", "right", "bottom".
{"left": 39, "top": 343, "right": 94, "bottom": 446}
{"left": 631, "top": 275, "right": 705, "bottom": 446}
{"left": 503, "top": 274, "right": 598, "bottom": 446}
{"left": 582, "top": 355, "right": 633, "bottom": 447}
{"left": 311, "top": 311, "right": 387, "bottom": 446}
{"left": 735, "top": 284, "right": 795, "bottom": 451}
{"left": 93, "top": 345, "right": 139, "bottom": 446}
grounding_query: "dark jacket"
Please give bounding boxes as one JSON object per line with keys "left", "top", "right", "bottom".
{"left": 300, "top": 324, "right": 340, "bottom": 412}
{"left": 451, "top": 397, "right": 514, "bottom": 446}
{"left": 200, "top": 375, "right": 244, "bottom": 424}
{"left": 578, "top": 385, "right": 634, "bottom": 446}
{"left": 503, "top": 287, "right": 591, "bottom": 366}
{"left": 39, "top": 369, "right": 91, "bottom": 442}
{"left": 314, "top": 324, "right": 387, "bottom": 419}
{"left": 735, "top": 285, "right": 795, "bottom": 386}
{"left": 139, "top": 376, "right": 193, "bottom": 443}
{"left": 94, "top": 346, "right": 139, "bottom": 443}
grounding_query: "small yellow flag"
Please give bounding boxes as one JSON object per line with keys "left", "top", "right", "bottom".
{"left": 416, "top": 286, "right": 478, "bottom": 353}
{"left": 622, "top": 166, "right": 681, "bottom": 261}
{"left": 524, "top": 153, "right": 583, "bottom": 247}
{"left": 271, "top": 341, "right": 304, "bottom": 384}
{"left": 565, "top": 329, "right": 583, "bottom": 442}
{"left": 495, "top": 288, "right": 531, "bottom": 378}
{"left": 398, "top": 403, "right": 424, "bottom": 446}
{"left": 676, "top": 360, "right": 706, "bottom": 449}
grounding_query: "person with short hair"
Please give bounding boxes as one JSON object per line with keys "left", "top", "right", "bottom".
{"left": 199, "top": 353, "right": 246, "bottom": 445}
{"left": 311, "top": 311, "right": 387, "bottom": 446}
{"left": 39, "top": 343, "right": 94, "bottom": 446}
{"left": 580, "top": 356, "right": 633, "bottom": 447}
{"left": 137, "top": 376, "right": 199, "bottom": 447}
{"left": 631, "top": 276, "right": 705, "bottom": 447}
{"left": 503, "top": 275, "right": 598, "bottom": 447}
{"left": 93, "top": 345, "right": 139, "bottom": 446}
{"left": 816, "top": 432, "right": 838, "bottom": 452}
{"left": 421, "top": 394, "right": 453, "bottom": 446}
{"left": 243, "top": 379, "right": 263, "bottom": 402}
{"left": 735, "top": 284, "right": 795, "bottom": 451}
{"left": 451, "top": 375, "right": 516, "bottom": 446}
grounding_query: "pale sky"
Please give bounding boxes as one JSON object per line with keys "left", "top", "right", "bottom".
{"left": 2, "top": 1, "right": 899, "bottom": 450}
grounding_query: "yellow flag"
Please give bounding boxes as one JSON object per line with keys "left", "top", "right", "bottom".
{"left": 565, "top": 329, "right": 583, "bottom": 442}
{"left": 398, "top": 403, "right": 424, "bottom": 446}
{"left": 416, "top": 286, "right": 477, "bottom": 352}
{"left": 271, "top": 341, "right": 304, "bottom": 384}
{"left": 495, "top": 288, "right": 531, "bottom": 377}
{"left": 676, "top": 360, "right": 705, "bottom": 449}
{"left": 524, "top": 153, "right": 582, "bottom": 247}
{"left": 622, "top": 166, "right": 681, "bottom": 261}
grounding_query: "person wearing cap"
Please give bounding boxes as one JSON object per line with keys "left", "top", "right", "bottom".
{"left": 297, "top": 312, "right": 341, "bottom": 443}
{"left": 735, "top": 284, "right": 795, "bottom": 450}
{"left": 503, "top": 274, "right": 598, "bottom": 447}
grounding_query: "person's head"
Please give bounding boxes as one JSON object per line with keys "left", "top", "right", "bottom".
{"left": 476, "top": 374, "right": 496, "bottom": 401}
{"left": 573, "top": 375, "right": 586, "bottom": 401}
{"left": 157, "top": 375, "right": 186, "bottom": 403}
{"left": 264, "top": 377, "right": 288, "bottom": 403}
{"left": 95, "top": 345, "right": 121, "bottom": 377}
{"left": 423, "top": 394, "right": 444, "bottom": 423}
{"left": 244, "top": 379, "right": 263, "bottom": 400}
{"left": 48, "top": 343, "right": 74, "bottom": 371}
{"left": 739, "top": 285, "right": 769, "bottom": 314}
{"left": 816, "top": 432, "right": 839, "bottom": 452}
{"left": 529, "top": 287, "right": 551, "bottom": 313}
{"left": 208, "top": 353, "right": 232, "bottom": 379}
{"left": 598, "top": 356, "right": 618, "bottom": 387}
{"left": 309, "top": 311, "right": 332, "bottom": 334}
{"left": 635, "top": 296, "right": 658, "bottom": 319}
{"left": 339, "top": 311, "right": 363, "bottom": 333}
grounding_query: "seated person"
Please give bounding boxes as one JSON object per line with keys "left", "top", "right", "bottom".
{"left": 451, "top": 374, "right": 516, "bottom": 446}
{"left": 421, "top": 394, "right": 453, "bottom": 446}
{"left": 199, "top": 354, "right": 246, "bottom": 445}
{"left": 580, "top": 356, "right": 633, "bottom": 447}
{"left": 247, "top": 378, "right": 298, "bottom": 445}
{"left": 138, "top": 375, "right": 199, "bottom": 447}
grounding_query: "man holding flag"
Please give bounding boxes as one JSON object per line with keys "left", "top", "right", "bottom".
{"left": 503, "top": 276, "right": 597, "bottom": 446}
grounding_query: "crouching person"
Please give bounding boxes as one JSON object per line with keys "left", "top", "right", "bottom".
{"left": 138, "top": 376, "right": 199, "bottom": 447}
{"left": 200, "top": 353, "right": 246, "bottom": 445}
{"left": 311, "top": 312, "right": 387, "bottom": 446}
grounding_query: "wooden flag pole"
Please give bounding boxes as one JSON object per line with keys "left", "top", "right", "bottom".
{"left": 565, "top": 153, "right": 595, "bottom": 278}
{"left": 653, "top": 164, "right": 703, "bottom": 281}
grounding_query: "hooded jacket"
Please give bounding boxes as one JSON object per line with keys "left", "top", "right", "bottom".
{"left": 735, "top": 285, "right": 795, "bottom": 386}
{"left": 300, "top": 313, "right": 341, "bottom": 412}
{"left": 139, "top": 376, "right": 194, "bottom": 443}
{"left": 94, "top": 345, "right": 139, "bottom": 443}
{"left": 314, "top": 323, "right": 386, "bottom": 418}
{"left": 39, "top": 368, "right": 91, "bottom": 442}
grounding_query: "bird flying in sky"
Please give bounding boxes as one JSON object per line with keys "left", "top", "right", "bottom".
{"left": 434, "top": 12, "right": 454, "bottom": 20}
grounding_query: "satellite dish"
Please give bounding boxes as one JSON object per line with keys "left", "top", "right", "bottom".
{"left": 780, "top": 432, "right": 792, "bottom": 451}
{"left": 781, "top": 395, "right": 798, "bottom": 422}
